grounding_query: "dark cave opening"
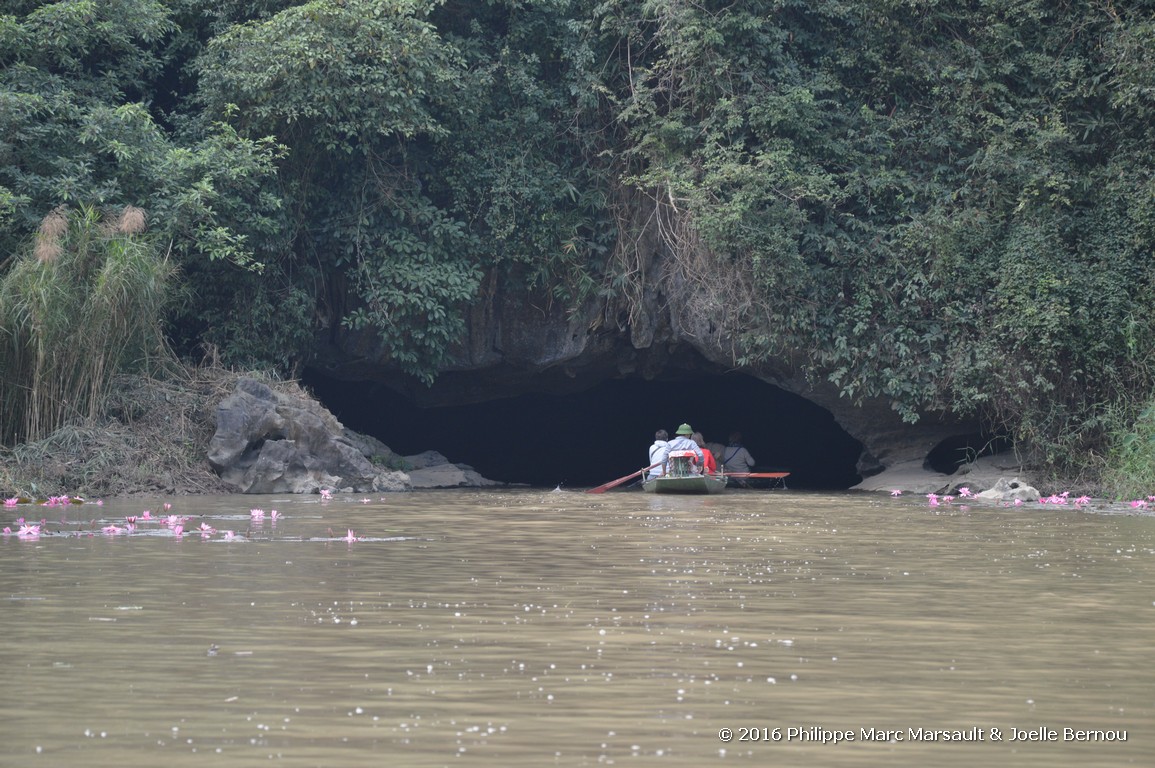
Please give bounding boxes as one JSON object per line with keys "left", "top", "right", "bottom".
{"left": 301, "top": 370, "right": 864, "bottom": 490}
{"left": 925, "top": 431, "right": 1012, "bottom": 474}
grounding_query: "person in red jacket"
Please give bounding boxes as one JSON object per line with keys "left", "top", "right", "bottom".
{"left": 692, "top": 432, "right": 718, "bottom": 474}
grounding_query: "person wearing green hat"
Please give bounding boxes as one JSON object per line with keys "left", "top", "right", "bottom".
{"left": 666, "top": 423, "right": 704, "bottom": 468}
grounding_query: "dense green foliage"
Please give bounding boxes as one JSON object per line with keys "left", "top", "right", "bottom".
{"left": 599, "top": 0, "right": 1155, "bottom": 479}
{"left": 1103, "top": 400, "right": 1155, "bottom": 500}
{"left": 3, "top": 0, "right": 1155, "bottom": 486}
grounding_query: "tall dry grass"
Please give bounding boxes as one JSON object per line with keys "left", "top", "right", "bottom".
{"left": 0, "top": 205, "right": 176, "bottom": 445}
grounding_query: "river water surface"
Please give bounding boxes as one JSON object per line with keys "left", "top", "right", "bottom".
{"left": 1, "top": 489, "right": 1152, "bottom": 767}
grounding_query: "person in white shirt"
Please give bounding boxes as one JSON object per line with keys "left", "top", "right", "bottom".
{"left": 647, "top": 429, "right": 670, "bottom": 478}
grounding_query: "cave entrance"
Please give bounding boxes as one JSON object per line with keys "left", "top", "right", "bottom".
{"left": 301, "top": 371, "right": 863, "bottom": 489}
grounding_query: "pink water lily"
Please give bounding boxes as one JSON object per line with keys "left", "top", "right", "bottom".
{"left": 222, "top": 530, "right": 236, "bottom": 540}
{"left": 319, "top": 489, "right": 333, "bottom": 500}
{"left": 3, "top": 497, "right": 18, "bottom": 507}
{"left": 197, "top": 522, "right": 216, "bottom": 535}
{"left": 172, "top": 523, "right": 184, "bottom": 537}
{"left": 926, "top": 493, "right": 939, "bottom": 507}
{"left": 140, "top": 510, "right": 152, "bottom": 520}
{"left": 17, "top": 523, "right": 41, "bottom": 538}
{"left": 958, "top": 487, "right": 972, "bottom": 498}
{"left": 101, "top": 524, "right": 124, "bottom": 535}
{"left": 890, "top": 489, "right": 902, "bottom": 496}
{"left": 343, "top": 529, "right": 358, "bottom": 543}
{"left": 270, "top": 510, "right": 280, "bottom": 521}
{"left": 1074, "top": 495, "right": 1091, "bottom": 505}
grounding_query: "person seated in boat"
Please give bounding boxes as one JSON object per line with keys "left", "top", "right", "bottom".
{"left": 692, "top": 432, "right": 718, "bottom": 474}
{"left": 648, "top": 429, "right": 670, "bottom": 478}
{"left": 666, "top": 423, "right": 704, "bottom": 473}
{"left": 705, "top": 435, "right": 726, "bottom": 462}
{"left": 721, "top": 432, "right": 756, "bottom": 475}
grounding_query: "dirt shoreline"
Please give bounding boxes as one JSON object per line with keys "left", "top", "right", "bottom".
{"left": 0, "top": 367, "right": 294, "bottom": 499}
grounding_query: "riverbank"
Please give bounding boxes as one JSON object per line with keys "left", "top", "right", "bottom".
{"left": 0, "top": 367, "right": 266, "bottom": 498}
{"left": 852, "top": 455, "right": 1041, "bottom": 496}
{"left": 0, "top": 364, "right": 1107, "bottom": 503}
{"left": 0, "top": 365, "right": 506, "bottom": 499}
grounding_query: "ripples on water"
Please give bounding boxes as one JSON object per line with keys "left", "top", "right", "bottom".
{"left": 0, "top": 490, "right": 1152, "bottom": 766}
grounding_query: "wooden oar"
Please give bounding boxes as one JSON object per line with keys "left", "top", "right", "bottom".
{"left": 726, "top": 472, "right": 791, "bottom": 479}
{"left": 587, "top": 462, "right": 662, "bottom": 494}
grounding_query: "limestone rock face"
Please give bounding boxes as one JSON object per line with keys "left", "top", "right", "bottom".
{"left": 851, "top": 459, "right": 955, "bottom": 495}
{"left": 207, "top": 378, "right": 405, "bottom": 494}
{"left": 314, "top": 259, "right": 980, "bottom": 475}
{"left": 400, "top": 450, "right": 502, "bottom": 489}
{"left": 207, "top": 378, "right": 501, "bottom": 494}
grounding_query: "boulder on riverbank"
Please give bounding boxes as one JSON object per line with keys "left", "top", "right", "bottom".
{"left": 0, "top": 367, "right": 503, "bottom": 498}
{"left": 973, "top": 477, "right": 1042, "bottom": 503}
{"left": 207, "top": 377, "right": 501, "bottom": 493}
{"left": 402, "top": 450, "right": 498, "bottom": 488}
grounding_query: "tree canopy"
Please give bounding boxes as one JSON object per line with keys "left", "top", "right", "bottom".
{"left": 3, "top": 0, "right": 1155, "bottom": 481}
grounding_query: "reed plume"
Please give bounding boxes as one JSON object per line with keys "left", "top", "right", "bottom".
{"left": 117, "top": 205, "right": 147, "bottom": 235}
{"left": 33, "top": 207, "right": 69, "bottom": 263}
{"left": 0, "top": 205, "right": 175, "bottom": 445}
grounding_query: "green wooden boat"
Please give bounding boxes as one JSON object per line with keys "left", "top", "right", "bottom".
{"left": 642, "top": 450, "right": 728, "bottom": 494}
{"left": 640, "top": 451, "right": 791, "bottom": 494}
{"left": 642, "top": 473, "right": 728, "bottom": 494}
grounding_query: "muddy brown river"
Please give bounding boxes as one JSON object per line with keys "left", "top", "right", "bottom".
{"left": 1, "top": 489, "right": 1151, "bottom": 766}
